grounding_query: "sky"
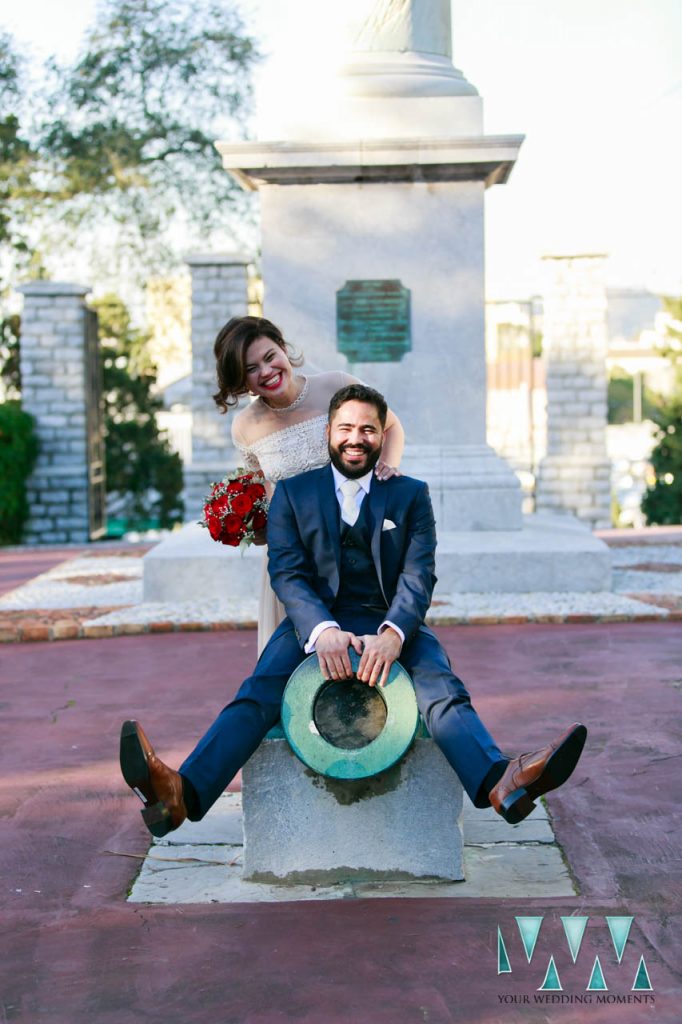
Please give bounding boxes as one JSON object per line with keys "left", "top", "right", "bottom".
{"left": 2, "top": 0, "right": 681, "bottom": 300}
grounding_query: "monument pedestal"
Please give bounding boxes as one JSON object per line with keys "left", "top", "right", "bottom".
{"left": 434, "top": 514, "right": 611, "bottom": 594}
{"left": 400, "top": 443, "right": 523, "bottom": 531}
{"left": 143, "top": 522, "right": 263, "bottom": 603}
{"left": 143, "top": 511, "right": 611, "bottom": 601}
{"left": 242, "top": 735, "right": 464, "bottom": 883}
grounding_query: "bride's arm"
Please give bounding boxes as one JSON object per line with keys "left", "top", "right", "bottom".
{"left": 377, "top": 406, "right": 404, "bottom": 479}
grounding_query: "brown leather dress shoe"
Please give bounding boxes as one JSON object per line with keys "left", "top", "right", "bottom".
{"left": 489, "top": 723, "right": 587, "bottom": 824}
{"left": 119, "top": 720, "right": 188, "bottom": 837}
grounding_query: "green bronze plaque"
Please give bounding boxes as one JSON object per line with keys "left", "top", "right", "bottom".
{"left": 336, "top": 279, "right": 411, "bottom": 363}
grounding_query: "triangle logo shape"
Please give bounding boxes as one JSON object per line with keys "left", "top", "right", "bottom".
{"left": 516, "top": 916, "right": 543, "bottom": 963}
{"left": 606, "top": 916, "right": 633, "bottom": 963}
{"left": 538, "top": 955, "right": 562, "bottom": 991}
{"left": 497, "top": 927, "right": 512, "bottom": 974}
{"left": 632, "top": 956, "right": 653, "bottom": 991}
{"left": 561, "top": 916, "right": 589, "bottom": 962}
{"left": 587, "top": 955, "right": 608, "bottom": 991}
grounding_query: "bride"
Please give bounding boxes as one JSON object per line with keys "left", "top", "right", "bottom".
{"left": 213, "top": 315, "right": 405, "bottom": 653}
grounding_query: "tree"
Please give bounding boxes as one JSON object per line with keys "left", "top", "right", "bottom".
{"left": 1, "top": 32, "right": 54, "bottom": 394}
{"left": 39, "top": 0, "right": 259, "bottom": 279}
{"left": 641, "top": 297, "right": 682, "bottom": 525}
{"left": 94, "top": 293, "right": 184, "bottom": 529}
{"left": 607, "top": 368, "right": 661, "bottom": 425}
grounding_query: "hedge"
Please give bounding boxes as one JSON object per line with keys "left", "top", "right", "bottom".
{"left": 0, "top": 401, "right": 38, "bottom": 544}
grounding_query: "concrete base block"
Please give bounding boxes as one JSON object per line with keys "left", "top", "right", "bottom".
{"left": 144, "top": 512, "right": 611, "bottom": 603}
{"left": 433, "top": 512, "right": 612, "bottom": 594}
{"left": 142, "top": 522, "right": 264, "bottom": 602}
{"left": 241, "top": 737, "right": 464, "bottom": 884}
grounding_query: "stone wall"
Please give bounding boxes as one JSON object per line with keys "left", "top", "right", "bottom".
{"left": 18, "top": 282, "right": 99, "bottom": 544}
{"left": 183, "top": 253, "right": 252, "bottom": 518}
{"left": 535, "top": 255, "right": 611, "bottom": 529}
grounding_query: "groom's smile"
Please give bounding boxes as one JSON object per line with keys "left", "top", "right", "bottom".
{"left": 327, "top": 399, "right": 384, "bottom": 480}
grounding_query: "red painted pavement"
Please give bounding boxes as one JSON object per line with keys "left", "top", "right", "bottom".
{"left": 0, "top": 548, "right": 86, "bottom": 596}
{"left": 0, "top": 623, "right": 680, "bottom": 1022}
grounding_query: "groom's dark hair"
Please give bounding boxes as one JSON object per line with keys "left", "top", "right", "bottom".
{"left": 328, "top": 384, "right": 388, "bottom": 427}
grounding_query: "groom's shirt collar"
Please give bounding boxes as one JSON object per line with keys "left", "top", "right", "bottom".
{"left": 331, "top": 464, "right": 373, "bottom": 500}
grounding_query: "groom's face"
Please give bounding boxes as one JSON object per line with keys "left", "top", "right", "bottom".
{"left": 327, "top": 400, "right": 384, "bottom": 479}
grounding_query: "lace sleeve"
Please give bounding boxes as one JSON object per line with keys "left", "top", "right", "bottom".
{"left": 231, "top": 412, "right": 262, "bottom": 473}
{"left": 235, "top": 444, "right": 262, "bottom": 474}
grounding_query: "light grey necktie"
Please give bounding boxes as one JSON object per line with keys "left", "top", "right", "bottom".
{"left": 339, "top": 478, "right": 361, "bottom": 526}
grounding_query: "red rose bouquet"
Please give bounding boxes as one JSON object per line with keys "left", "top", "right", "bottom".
{"left": 200, "top": 469, "right": 269, "bottom": 549}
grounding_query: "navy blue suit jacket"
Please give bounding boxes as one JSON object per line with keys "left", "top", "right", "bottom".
{"left": 266, "top": 465, "right": 438, "bottom": 648}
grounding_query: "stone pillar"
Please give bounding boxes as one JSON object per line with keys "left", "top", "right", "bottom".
{"left": 183, "top": 253, "right": 252, "bottom": 518}
{"left": 535, "top": 255, "right": 611, "bottom": 529}
{"left": 18, "top": 282, "right": 94, "bottom": 544}
{"left": 343, "top": 0, "right": 478, "bottom": 100}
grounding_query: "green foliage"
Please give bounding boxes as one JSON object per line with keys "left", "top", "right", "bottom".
{"left": 39, "top": 0, "right": 258, "bottom": 272}
{"left": 641, "top": 297, "right": 682, "bottom": 524}
{"left": 0, "top": 310, "right": 21, "bottom": 396}
{"left": 0, "top": 401, "right": 38, "bottom": 543}
{"left": 94, "top": 294, "right": 184, "bottom": 528}
{"left": 641, "top": 399, "right": 682, "bottom": 525}
{"left": 607, "top": 369, "right": 662, "bottom": 425}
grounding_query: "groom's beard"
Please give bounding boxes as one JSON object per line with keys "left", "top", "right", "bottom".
{"left": 328, "top": 441, "right": 382, "bottom": 480}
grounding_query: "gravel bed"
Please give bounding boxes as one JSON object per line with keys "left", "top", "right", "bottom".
{"left": 427, "top": 591, "right": 665, "bottom": 620}
{"left": 81, "top": 590, "right": 664, "bottom": 629}
{"left": 0, "top": 556, "right": 143, "bottom": 610}
{"left": 45, "top": 556, "right": 143, "bottom": 578}
{"left": 85, "top": 597, "right": 259, "bottom": 627}
{"left": 2, "top": 545, "right": 679, "bottom": 622}
{"left": 0, "top": 580, "right": 143, "bottom": 610}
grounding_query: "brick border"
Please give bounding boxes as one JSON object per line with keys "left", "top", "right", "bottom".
{"left": 1, "top": 609, "right": 677, "bottom": 643}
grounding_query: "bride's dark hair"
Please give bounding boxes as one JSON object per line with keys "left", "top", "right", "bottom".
{"left": 212, "top": 316, "right": 303, "bottom": 413}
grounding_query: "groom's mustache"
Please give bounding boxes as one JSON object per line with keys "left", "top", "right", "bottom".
{"left": 339, "top": 442, "right": 372, "bottom": 454}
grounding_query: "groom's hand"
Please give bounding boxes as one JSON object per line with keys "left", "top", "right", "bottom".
{"left": 316, "top": 627, "right": 364, "bottom": 681}
{"left": 356, "top": 629, "right": 402, "bottom": 688}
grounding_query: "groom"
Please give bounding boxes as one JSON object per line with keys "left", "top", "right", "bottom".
{"left": 120, "top": 384, "right": 586, "bottom": 836}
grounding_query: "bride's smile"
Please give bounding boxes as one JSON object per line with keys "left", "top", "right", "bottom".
{"left": 244, "top": 334, "right": 302, "bottom": 408}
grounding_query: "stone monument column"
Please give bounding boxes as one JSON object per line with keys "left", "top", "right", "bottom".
{"left": 145, "top": 0, "right": 610, "bottom": 598}
{"left": 18, "top": 282, "right": 103, "bottom": 544}
{"left": 219, "top": 0, "right": 523, "bottom": 532}
{"left": 183, "top": 252, "right": 252, "bottom": 517}
{"left": 535, "top": 255, "right": 611, "bottom": 529}
{"left": 343, "top": 0, "right": 478, "bottom": 101}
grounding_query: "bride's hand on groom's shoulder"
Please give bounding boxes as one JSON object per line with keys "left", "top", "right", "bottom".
{"left": 374, "top": 461, "right": 401, "bottom": 482}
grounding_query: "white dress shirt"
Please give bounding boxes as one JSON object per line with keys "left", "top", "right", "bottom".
{"left": 304, "top": 466, "right": 405, "bottom": 653}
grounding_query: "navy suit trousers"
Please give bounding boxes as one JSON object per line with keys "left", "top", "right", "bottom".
{"left": 179, "top": 611, "right": 506, "bottom": 818}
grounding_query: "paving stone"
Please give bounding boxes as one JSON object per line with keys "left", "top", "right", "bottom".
{"left": 156, "top": 792, "right": 243, "bottom": 847}
{"left": 129, "top": 788, "right": 572, "bottom": 904}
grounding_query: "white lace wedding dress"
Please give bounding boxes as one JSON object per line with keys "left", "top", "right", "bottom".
{"left": 232, "top": 371, "right": 358, "bottom": 654}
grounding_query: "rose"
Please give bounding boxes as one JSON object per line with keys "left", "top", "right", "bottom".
{"left": 231, "top": 492, "right": 254, "bottom": 517}
{"left": 207, "top": 515, "right": 223, "bottom": 541}
{"left": 222, "top": 514, "right": 244, "bottom": 540}
{"left": 226, "top": 479, "right": 245, "bottom": 494}
{"left": 245, "top": 483, "right": 266, "bottom": 501}
{"left": 210, "top": 494, "right": 231, "bottom": 516}
{"left": 251, "top": 509, "right": 267, "bottom": 531}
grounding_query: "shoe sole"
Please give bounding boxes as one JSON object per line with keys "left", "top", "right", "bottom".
{"left": 119, "top": 720, "right": 174, "bottom": 838}
{"left": 499, "top": 724, "right": 587, "bottom": 825}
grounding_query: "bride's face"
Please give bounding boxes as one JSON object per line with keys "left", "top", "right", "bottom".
{"left": 244, "top": 335, "right": 294, "bottom": 402}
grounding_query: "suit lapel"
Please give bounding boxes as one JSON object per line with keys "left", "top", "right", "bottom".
{"left": 319, "top": 465, "right": 342, "bottom": 572}
{"left": 369, "top": 477, "right": 389, "bottom": 598}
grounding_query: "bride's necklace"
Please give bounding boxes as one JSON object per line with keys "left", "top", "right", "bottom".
{"left": 262, "top": 374, "right": 309, "bottom": 413}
